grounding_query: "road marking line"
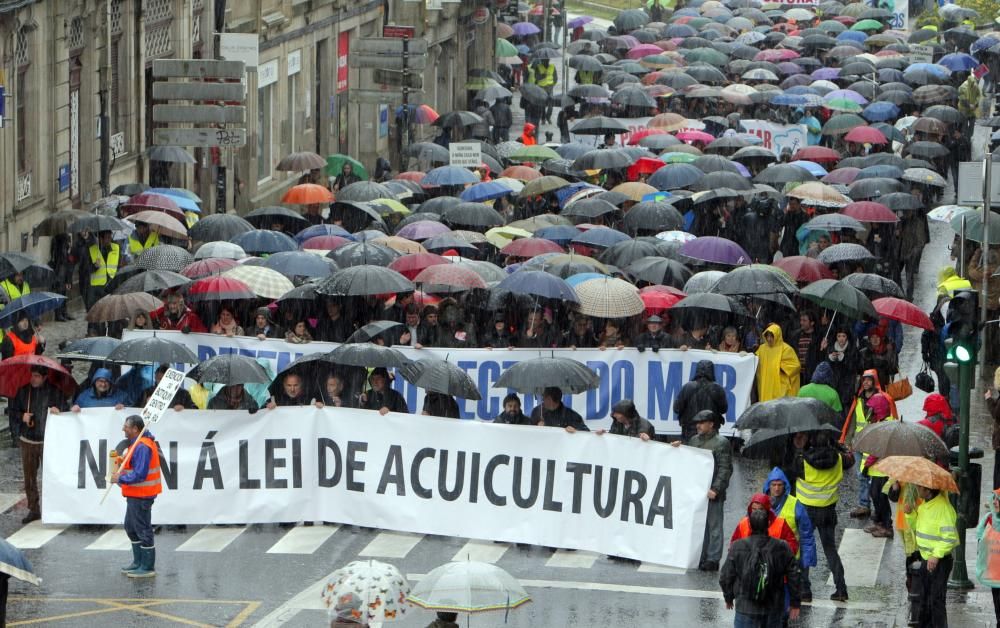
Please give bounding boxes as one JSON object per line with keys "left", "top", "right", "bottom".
{"left": 266, "top": 524, "right": 339, "bottom": 554}
{"left": 7, "top": 521, "right": 67, "bottom": 549}
{"left": 637, "top": 563, "right": 686, "bottom": 574}
{"left": 250, "top": 571, "right": 338, "bottom": 627}
{"left": 175, "top": 526, "right": 246, "bottom": 552}
{"left": 545, "top": 549, "right": 599, "bottom": 569}
{"left": 358, "top": 531, "right": 422, "bottom": 558}
{"left": 0, "top": 493, "right": 23, "bottom": 513}
{"left": 451, "top": 539, "right": 510, "bottom": 563}
{"left": 828, "top": 528, "right": 885, "bottom": 587}
{"left": 85, "top": 528, "right": 132, "bottom": 551}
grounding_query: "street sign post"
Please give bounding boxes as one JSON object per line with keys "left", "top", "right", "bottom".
{"left": 383, "top": 25, "right": 416, "bottom": 39}
{"left": 910, "top": 45, "right": 933, "bottom": 63}
{"left": 154, "top": 128, "right": 247, "bottom": 148}
{"left": 152, "top": 104, "right": 246, "bottom": 124}
{"left": 373, "top": 69, "right": 423, "bottom": 89}
{"left": 449, "top": 142, "right": 483, "bottom": 168}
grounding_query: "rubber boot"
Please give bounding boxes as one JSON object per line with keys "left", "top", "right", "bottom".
{"left": 127, "top": 546, "right": 156, "bottom": 578}
{"left": 907, "top": 560, "right": 924, "bottom": 626}
{"left": 121, "top": 542, "right": 141, "bottom": 574}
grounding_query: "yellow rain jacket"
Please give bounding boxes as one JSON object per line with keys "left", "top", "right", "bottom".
{"left": 755, "top": 323, "right": 801, "bottom": 402}
{"left": 937, "top": 266, "right": 971, "bottom": 297}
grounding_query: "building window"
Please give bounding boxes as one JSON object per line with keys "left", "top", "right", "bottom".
{"left": 15, "top": 26, "right": 29, "bottom": 174}
{"left": 288, "top": 74, "right": 296, "bottom": 154}
{"left": 257, "top": 85, "right": 272, "bottom": 182}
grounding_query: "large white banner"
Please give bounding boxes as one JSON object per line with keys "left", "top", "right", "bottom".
{"left": 123, "top": 330, "right": 758, "bottom": 435}
{"left": 43, "top": 407, "right": 713, "bottom": 567}
{"left": 570, "top": 116, "right": 706, "bottom": 147}
{"left": 738, "top": 120, "right": 807, "bottom": 157}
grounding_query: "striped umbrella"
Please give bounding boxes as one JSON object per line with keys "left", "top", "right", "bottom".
{"left": 186, "top": 275, "right": 257, "bottom": 303}
{"left": 222, "top": 266, "right": 294, "bottom": 299}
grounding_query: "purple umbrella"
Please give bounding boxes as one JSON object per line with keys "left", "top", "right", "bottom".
{"left": 396, "top": 220, "right": 451, "bottom": 241}
{"left": 680, "top": 236, "right": 751, "bottom": 266}
{"left": 780, "top": 74, "right": 813, "bottom": 89}
{"left": 811, "top": 67, "right": 841, "bottom": 81}
{"left": 777, "top": 62, "right": 804, "bottom": 76}
{"left": 512, "top": 22, "right": 541, "bottom": 36}
{"left": 732, "top": 162, "right": 752, "bottom": 178}
{"left": 568, "top": 16, "right": 593, "bottom": 29}
{"left": 824, "top": 89, "right": 868, "bottom": 105}
{"left": 822, "top": 167, "right": 860, "bottom": 185}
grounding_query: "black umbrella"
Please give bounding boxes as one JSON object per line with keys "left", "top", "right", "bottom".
{"left": 337, "top": 181, "right": 396, "bottom": 203}
{"left": 692, "top": 155, "right": 742, "bottom": 174}
{"left": 114, "top": 270, "right": 191, "bottom": 294}
{"left": 519, "top": 83, "right": 551, "bottom": 107}
{"left": 112, "top": 183, "right": 150, "bottom": 196}
{"left": 188, "top": 354, "right": 272, "bottom": 386}
{"left": 328, "top": 343, "right": 410, "bottom": 369}
{"left": 621, "top": 201, "right": 684, "bottom": 235}
{"left": 611, "top": 86, "right": 656, "bottom": 108}
{"left": 614, "top": 8, "right": 650, "bottom": 32}
{"left": 735, "top": 396, "right": 842, "bottom": 430}
{"left": 848, "top": 177, "right": 903, "bottom": 199}
{"left": 57, "top": 336, "right": 123, "bottom": 361}
{"left": 70, "top": 214, "right": 133, "bottom": 234}
{"left": 712, "top": 265, "right": 798, "bottom": 296}
{"left": 562, "top": 198, "right": 619, "bottom": 220}
{"left": 0, "top": 253, "right": 51, "bottom": 282}
{"left": 755, "top": 164, "right": 817, "bottom": 184}
{"left": 742, "top": 424, "right": 841, "bottom": 459}
{"left": 133, "top": 245, "right": 195, "bottom": 272}
{"left": 422, "top": 234, "right": 480, "bottom": 256}
{"left": 245, "top": 206, "right": 311, "bottom": 230}
{"left": 107, "top": 336, "right": 200, "bottom": 365}
{"left": 573, "top": 148, "right": 636, "bottom": 170}
{"left": 315, "top": 264, "right": 413, "bottom": 297}
{"left": 440, "top": 203, "right": 506, "bottom": 230}
{"left": 904, "top": 140, "right": 949, "bottom": 159}
{"left": 189, "top": 213, "right": 255, "bottom": 243}
{"left": 598, "top": 239, "right": 663, "bottom": 267}
{"left": 347, "top": 320, "right": 404, "bottom": 343}
{"left": 570, "top": 116, "right": 629, "bottom": 135}
{"left": 843, "top": 272, "right": 904, "bottom": 298}
{"left": 878, "top": 192, "right": 923, "bottom": 210}
{"left": 692, "top": 171, "right": 754, "bottom": 192}
{"left": 625, "top": 256, "right": 692, "bottom": 288}
{"left": 32, "top": 209, "right": 92, "bottom": 237}
{"left": 671, "top": 292, "right": 751, "bottom": 316}
{"left": 434, "top": 111, "right": 484, "bottom": 128}
{"left": 406, "top": 142, "right": 450, "bottom": 164}
{"left": 400, "top": 358, "right": 481, "bottom": 399}
{"left": 327, "top": 242, "right": 400, "bottom": 269}
{"left": 494, "top": 357, "right": 600, "bottom": 394}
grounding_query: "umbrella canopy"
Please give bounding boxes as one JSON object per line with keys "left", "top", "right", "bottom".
{"left": 189, "top": 213, "right": 255, "bottom": 242}
{"left": 125, "top": 210, "right": 188, "bottom": 239}
{"left": 328, "top": 241, "right": 400, "bottom": 268}
{"left": 261, "top": 250, "right": 336, "bottom": 279}
{"left": 194, "top": 241, "right": 247, "bottom": 260}
{"left": 85, "top": 292, "right": 163, "bottom": 322}
{"left": 735, "top": 396, "right": 842, "bottom": 430}
{"left": 244, "top": 206, "right": 311, "bottom": 230}
{"left": 114, "top": 270, "right": 191, "bottom": 294}
{"left": 58, "top": 336, "right": 123, "bottom": 362}
{"left": 321, "top": 560, "right": 412, "bottom": 624}
{"left": 107, "top": 336, "right": 200, "bottom": 365}
{"left": 315, "top": 265, "right": 414, "bottom": 297}
{"left": 872, "top": 296, "right": 934, "bottom": 330}
{"left": 133, "top": 245, "right": 194, "bottom": 272}
{"left": 495, "top": 270, "right": 579, "bottom": 302}
{"left": 680, "top": 236, "right": 752, "bottom": 266}
{"left": 399, "top": 358, "right": 481, "bottom": 400}
{"left": 842, "top": 201, "right": 898, "bottom": 223}
{"left": 230, "top": 229, "right": 299, "bottom": 255}
{"left": 221, "top": 266, "right": 294, "bottom": 299}
{"left": 950, "top": 211, "right": 1000, "bottom": 245}
{"left": 180, "top": 258, "right": 239, "bottom": 279}
{"left": 817, "top": 242, "right": 876, "bottom": 265}
{"left": 854, "top": 421, "right": 949, "bottom": 460}
{"left": 0, "top": 354, "right": 76, "bottom": 398}
{"left": 712, "top": 264, "right": 798, "bottom": 296}
{"left": 328, "top": 343, "right": 410, "bottom": 369}
{"left": 32, "top": 209, "right": 91, "bottom": 237}
{"left": 186, "top": 275, "right": 257, "bottom": 303}
{"left": 625, "top": 257, "right": 692, "bottom": 288}
{"left": 842, "top": 273, "right": 904, "bottom": 298}
{"left": 872, "top": 455, "right": 959, "bottom": 492}
{"left": 282, "top": 183, "right": 334, "bottom": 204}
{"left": 188, "top": 354, "right": 271, "bottom": 386}
{"left": 772, "top": 256, "right": 835, "bottom": 282}
{"left": 276, "top": 151, "right": 327, "bottom": 171}
{"left": 0, "top": 535, "right": 41, "bottom": 585}
{"left": 0, "top": 292, "right": 66, "bottom": 327}
{"left": 495, "top": 357, "right": 600, "bottom": 394}
{"left": 800, "top": 278, "right": 876, "bottom": 319}
{"left": 414, "top": 264, "right": 488, "bottom": 292}
{"left": 669, "top": 292, "right": 751, "bottom": 317}
{"left": 574, "top": 277, "right": 645, "bottom": 318}
{"left": 742, "top": 424, "right": 841, "bottom": 459}
{"left": 407, "top": 561, "right": 530, "bottom": 613}
{"left": 346, "top": 320, "right": 404, "bottom": 344}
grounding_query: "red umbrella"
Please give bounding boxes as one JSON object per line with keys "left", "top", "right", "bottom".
{"left": 301, "top": 235, "right": 351, "bottom": 251}
{"left": 641, "top": 290, "right": 684, "bottom": 313}
{"left": 639, "top": 284, "right": 687, "bottom": 297}
{"left": 500, "top": 166, "right": 543, "bottom": 181}
{"left": 186, "top": 275, "right": 256, "bottom": 303}
{"left": 676, "top": 130, "right": 715, "bottom": 144}
{"left": 772, "top": 256, "right": 835, "bottom": 283}
{"left": 792, "top": 146, "right": 842, "bottom": 163}
{"left": 395, "top": 171, "right": 426, "bottom": 183}
{"left": 180, "top": 258, "right": 239, "bottom": 279}
{"left": 412, "top": 290, "right": 442, "bottom": 307}
{"left": 282, "top": 183, "right": 334, "bottom": 205}
{"left": 413, "top": 264, "right": 488, "bottom": 292}
{"left": 123, "top": 193, "right": 186, "bottom": 222}
{"left": 627, "top": 128, "right": 669, "bottom": 145}
{"left": 842, "top": 201, "right": 897, "bottom": 223}
{"left": 844, "top": 127, "right": 888, "bottom": 145}
{"left": 388, "top": 252, "right": 450, "bottom": 280}
{"left": 0, "top": 355, "right": 77, "bottom": 398}
{"left": 500, "top": 237, "right": 564, "bottom": 258}
{"left": 627, "top": 157, "right": 667, "bottom": 181}
{"left": 873, "top": 297, "right": 934, "bottom": 330}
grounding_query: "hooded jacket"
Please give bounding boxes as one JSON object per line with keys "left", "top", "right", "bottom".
{"left": 763, "top": 467, "right": 816, "bottom": 567}
{"left": 755, "top": 323, "right": 801, "bottom": 402}
{"left": 797, "top": 361, "right": 842, "bottom": 412}
{"left": 918, "top": 393, "right": 953, "bottom": 439}
{"left": 720, "top": 514, "right": 801, "bottom": 616}
{"left": 730, "top": 492, "right": 800, "bottom": 557}
{"left": 937, "top": 266, "right": 972, "bottom": 297}
{"left": 0, "top": 316, "right": 44, "bottom": 360}
{"left": 75, "top": 368, "right": 129, "bottom": 408}
{"left": 519, "top": 123, "right": 537, "bottom": 146}
{"left": 674, "top": 360, "right": 728, "bottom": 440}
{"left": 840, "top": 369, "right": 898, "bottom": 444}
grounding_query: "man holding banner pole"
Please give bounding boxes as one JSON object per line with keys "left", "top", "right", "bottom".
{"left": 111, "top": 415, "right": 162, "bottom": 578}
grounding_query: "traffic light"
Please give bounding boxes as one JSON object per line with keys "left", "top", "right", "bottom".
{"left": 945, "top": 290, "right": 979, "bottom": 364}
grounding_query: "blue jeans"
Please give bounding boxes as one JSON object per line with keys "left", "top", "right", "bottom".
{"left": 733, "top": 610, "right": 783, "bottom": 628}
{"left": 857, "top": 461, "right": 870, "bottom": 508}
{"left": 124, "top": 497, "right": 155, "bottom": 547}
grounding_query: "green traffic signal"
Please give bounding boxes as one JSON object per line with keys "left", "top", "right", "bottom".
{"left": 947, "top": 342, "right": 974, "bottom": 364}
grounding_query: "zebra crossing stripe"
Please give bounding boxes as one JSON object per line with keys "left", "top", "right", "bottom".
{"left": 175, "top": 526, "right": 247, "bottom": 552}
{"left": 7, "top": 521, "right": 67, "bottom": 549}
{"left": 451, "top": 539, "right": 510, "bottom": 563}
{"left": 545, "top": 549, "right": 600, "bottom": 569}
{"left": 266, "top": 524, "right": 339, "bottom": 554}
{"left": 85, "top": 528, "right": 132, "bottom": 551}
{"left": 0, "top": 493, "right": 23, "bottom": 514}
{"left": 358, "top": 531, "right": 422, "bottom": 558}
{"left": 828, "top": 528, "right": 885, "bottom": 588}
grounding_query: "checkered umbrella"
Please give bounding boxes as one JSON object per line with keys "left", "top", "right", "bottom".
{"left": 221, "top": 266, "right": 294, "bottom": 299}
{"left": 573, "top": 277, "right": 645, "bottom": 318}
{"left": 133, "top": 245, "right": 194, "bottom": 272}
{"left": 86, "top": 292, "right": 163, "bottom": 322}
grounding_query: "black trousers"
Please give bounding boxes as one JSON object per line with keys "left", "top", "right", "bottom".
{"left": 805, "top": 505, "right": 847, "bottom": 593}
{"left": 916, "top": 554, "right": 953, "bottom": 628}
{"left": 869, "top": 476, "right": 892, "bottom": 528}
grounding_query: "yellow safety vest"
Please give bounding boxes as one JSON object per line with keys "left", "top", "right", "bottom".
{"left": 906, "top": 492, "right": 959, "bottom": 560}
{"left": 534, "top": 63, "right": 555, "bottom": 88}
{"left": 88, "top": 243, "right": 121, "bottom": 287}
{"left": 796, "top": 459, "right": 843, "bottom": 508}
{"left": 777, "top": 494, "right": 801, "bottom": 558}
{"left": 128, "top": 231, "right": 160, "bottom": 256}
{"left": 0, "top": 279, "right": 29, "bottom": 304}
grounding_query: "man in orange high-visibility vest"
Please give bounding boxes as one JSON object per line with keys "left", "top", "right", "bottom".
{"left": 111, "top": 415, "right": 162, "bottom": 578}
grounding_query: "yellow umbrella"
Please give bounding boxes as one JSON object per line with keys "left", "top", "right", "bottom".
{"left": 370, "top": 198, "right": 411, "bottom": 216}
{"left": 611, "top": 181, "right": 658, "bottom": 202}
{"left": 372, "top": 235, "right": 426, "bottom": 254}
{"left": 485, "top": 226, "right": 532, "bottom": 248}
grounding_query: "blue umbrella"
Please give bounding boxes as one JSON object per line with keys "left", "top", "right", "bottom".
{"left": 565, "top": 272, "right": 607, "bottom": 287}
{"left": 877, "top": 68, "right": 904, "bottom": 83}
{"left": 938, "top": 53, "right": 978, "bottom": 72}
{"left": 862, "top": 101, "right": 900, "bottom": 122}
{"left": 58, "top": 336, "right": 122, "bottom": 361}
{"left": 421, "top": 166, "right": 479, "bottom": 187}
{"left": 146, "top": 188, "right": 202, "bottom": 212}
{"left": 294, "top": 224, "right": 354, "bottom": 244}
{"left": 0, "top": 536, "right": 41, "bottom": 585}
{"left": 771, "top": 93, "right": 824, "bottom": 107}
{"left": 836, "top": 31, "right": 867, "bottom": 43}
{"left": 788, "top": 160, "right": 828, "bottom": 177}
{"left": 571, "top": 227, "right": 632, "bottom": 249}
{"left": 971, "top": 36, "right": 999, "bottom": 57}
{"left": 230, "top": 229, "right": 298, "bottom": 255}
{"left": 534, "top": 225, "right": 583, "bottom": 245}
{"left": 784, "top": 86, "right": 821, "bottom": 96}
{"left": 495, "top": 270, "right": 579, "bottom": 302}
{"left": 555, "top": 142, "right": 594, "bottom": 161}
{"left": 648, "top": 163, "right": 704, "bottom": 190}
{"left": 261, "top": 251, "right": 337, "bottom": 278}
{"left": 352, "top": 229, "right": 391, "bottom": 242}
{"left": 460, "top": 180, "right": 515, "bottom": 202}
{"left": 905, "top": 63, "right": 950, "bottom": 79}
{"left": 555, "top": 182, "right": 602, "bottom": 207}
{"left": 0, "top": 292, "right": 66, "bottom": 326}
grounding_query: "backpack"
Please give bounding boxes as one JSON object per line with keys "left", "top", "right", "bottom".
{"left": 741, "top": 538, "right": 778, "bottom": 604}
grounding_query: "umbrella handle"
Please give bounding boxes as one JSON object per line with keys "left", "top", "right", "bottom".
{"left": 823, "top": 310, "right": 837, "bottom": 343}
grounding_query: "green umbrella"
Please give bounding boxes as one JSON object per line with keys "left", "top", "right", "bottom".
{"left": 509, "top": 145, "right": 561, "bottom": 162}
{"left": 661, "top": 152, "right": 700, "bottom": 163}
{"left": 824, "top": 98, "right": 863, "bottom": 113}
{"left": 496, "top": 38, "right": 518, "bottom": 58}
{"left": 464, "top": 77, "right": 500, "bottom": 91}
{"left": 682, "top": 47, "right": 729, "bottom": 67}
{"left": 800, "top": 278, "right": 877, "bottom": 319}
{"left": 822, "top": 113, "right": 867, "bottom": 135}
{"left": 852, "top": 19, "right": 884, "bottom": 31}
{"left": 950, "top": 211, "right": 1000, "bottom": 245}
{"left": 327, "top": 154, "right": 369, "bottom": 179}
